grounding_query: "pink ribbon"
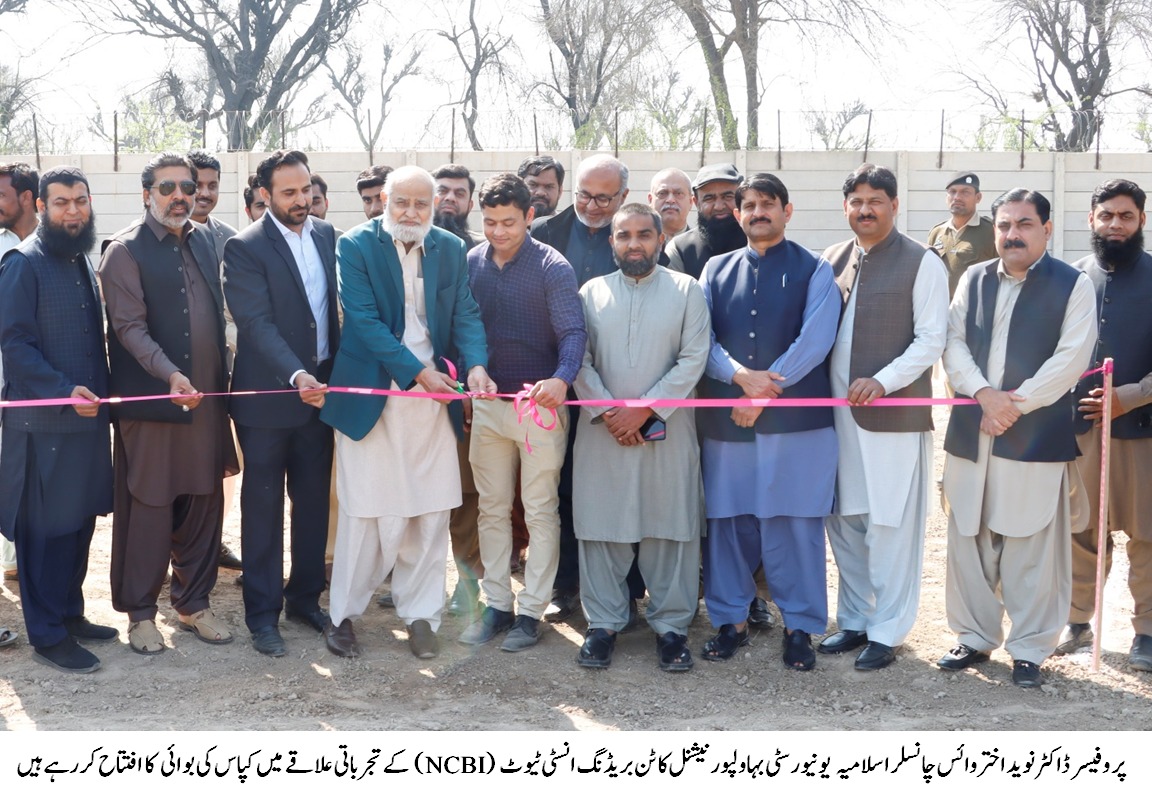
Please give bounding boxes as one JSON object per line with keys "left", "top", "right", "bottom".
{"left": 512, "top": 384, "right": 558, "bottom": 455}
{"left": 0, "top": 363, "right": 1107, "bottom": 413}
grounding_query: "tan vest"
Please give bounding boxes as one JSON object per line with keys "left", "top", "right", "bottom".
{"left": 824, "top": 229, "right": 935, "bottom": 433}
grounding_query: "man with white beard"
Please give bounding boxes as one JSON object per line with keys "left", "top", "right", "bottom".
{"left": 320, "top": 166, "right": 493, "bottom": 660}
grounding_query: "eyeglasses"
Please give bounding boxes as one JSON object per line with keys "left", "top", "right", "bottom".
{"left": 575, "top": 189, "right": 622, "bottom": 208}
{"left": 154, "top": 180, "right": 197, "bottom": 197}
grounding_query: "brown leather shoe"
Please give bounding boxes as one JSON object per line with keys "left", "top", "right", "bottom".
{"left": 324, "top": 619, "right": 360, "bottom": 659}
{"left": 407, "top": 619, "right": 438, "bottom": 659}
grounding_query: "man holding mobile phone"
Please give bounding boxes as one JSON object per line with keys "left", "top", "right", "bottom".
{"left": 571, "top": 204, "right": 710, "bottom": 672}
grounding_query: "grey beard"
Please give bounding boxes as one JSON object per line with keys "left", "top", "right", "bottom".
{"left": 385, "top": 214, "right": 432, "bottom": 244}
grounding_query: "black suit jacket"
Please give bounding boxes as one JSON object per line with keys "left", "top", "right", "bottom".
{"left": 223, "top": 213, "right": 340, "bottom": 429}
{"left": 530, "top": 205, "right": 578, "bottom": 257}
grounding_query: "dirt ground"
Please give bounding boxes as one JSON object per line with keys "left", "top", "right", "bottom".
{"left": 1, "top": 400, "right": 1150, "bottom": 732}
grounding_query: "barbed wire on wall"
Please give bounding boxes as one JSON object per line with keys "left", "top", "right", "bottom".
{"left": 4, "top": 106, "right": 1151, "bottom": 161}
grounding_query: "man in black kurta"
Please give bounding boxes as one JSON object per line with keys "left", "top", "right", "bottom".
{"left": 0, "top": 166, "right": 116, "bottom": 673}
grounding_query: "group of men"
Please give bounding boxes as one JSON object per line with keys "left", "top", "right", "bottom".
{"left": 0, "top": 152, "right": 1148, "bottom": 690}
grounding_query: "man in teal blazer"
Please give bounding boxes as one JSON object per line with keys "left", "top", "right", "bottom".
{"left": 320, "top": 166, "right": 493, "bottom": 661}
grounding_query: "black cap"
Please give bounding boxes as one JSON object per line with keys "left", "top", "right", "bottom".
{"left": 693, "top": 163, "right": 743, "bottom": 190}
{"left": 946, "top": 171, "right": 980, "bottom": 191}
{"left": 38, "top": 166, "right": 90, "bottom": 200}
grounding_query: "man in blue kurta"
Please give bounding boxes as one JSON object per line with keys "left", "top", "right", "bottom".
{"left": 698, "top": 173, "right": 841, "bottom": 671}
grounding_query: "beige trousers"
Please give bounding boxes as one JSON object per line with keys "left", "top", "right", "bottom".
{"left": 469, "top": 398, "right": 568, "bottom": 619}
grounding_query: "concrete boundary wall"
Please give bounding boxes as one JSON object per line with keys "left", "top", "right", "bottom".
{"left": 20, "top": 149, "right": 1152, "bottom": 264}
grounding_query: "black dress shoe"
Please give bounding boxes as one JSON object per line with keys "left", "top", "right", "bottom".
{"left": 1054, "top": 622, "right": 1093, "bottom": 655}
{"left": 1011, "top": 659, "right": 1043, "bottom": 688}
{"left": 577, "top": 628, "right": 616, "bottom": 668}
{"left": 1131, "top": 634, "right": 1152, "bottom": 672}
{"left": 33, "top": 636, "right": 100, "bottom": 674}
{"left": 64, "top": 617, "right": 120, "bottom": 644}
{"left": 937, "top": 644, "right": 990, "bottom": 670}
{"left": 702, "top": 623, "right": 750, "bottom": 662}
{"left": 544, "top": 589, "right": 580, "bottom": 623}
{"left": 783, "top": 629, "right": 815, "bottom": 671}
{"left": 817, "top": 629, "right": 868, "bottom": 655}
{"left": 251, "top": 625, "right": 286, "bottom": 657}
{"left": 748, "top": 597, "right": 776, "bottom": 630}
{"left": 218, "top": 543, "right": 243, "bottom": 570}
{"left": 854, "top": 641, "right": 897, "bottom": 670}
{"left": 656, "top": 631, "right": 693, "bottom": 672}
{"left": 285, "top": 605, "right": 330, "bottom": 633}
{"left": 324, "top": 619, "right": 360, "bottom": 658}
{"left": 407, "top": 620, "right": 438, "bottom": 659}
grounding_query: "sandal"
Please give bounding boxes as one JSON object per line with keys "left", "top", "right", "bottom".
{"left": 702, "top": 623, "right": 750, "bottom": 661}
{"left": 577, "top": 628, "right": 616, "bottom": 668}
{"left": 783, "top": 628, "right": 816, "bottom": 671}
{"left": 656, "top": 631, "right": 693, "bottom": 672}
{"left": 177, "top": 609, "right": 234, "bottom": 645}
{"left": 0, "top": 627, "right": 18, "bottom": 648}
{"left": 128, "top": 619, "right": 166, "bottom": 655}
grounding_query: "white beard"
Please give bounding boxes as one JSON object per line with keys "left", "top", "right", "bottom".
{"left": 384, "top": 213, "right": 433, "bottom": 244}
{"left": 574, "top": 204, "right": 612, "bottom": 229}
{"left": 148, "top": 198, "right": 190, "bottom": 231}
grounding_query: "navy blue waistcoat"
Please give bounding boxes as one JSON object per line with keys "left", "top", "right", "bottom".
{"left": 698, "top": 242, "right": 832, "bottom": 441}
{"left": 1072, "top": 251, "right": 1152, "bottom": 439}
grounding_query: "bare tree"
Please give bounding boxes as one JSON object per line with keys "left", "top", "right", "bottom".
{"left": 535, "top": 0, "right": 651, "bottom": 147}
{"left": 669, "top": 1, "right": 885, "bottom": 150}
{"left": 89, "top": 93, "right": 200, "bottom": 153}
{"left": 77, "top": 0, "right": 368, "bottom": 150}
{"left": 806, "top": 100, "right": 869, "bottom": 151}
{"left": 0, "top": 0, "right": 28, "bottom": 14}
{"left": 0, "top": 63, "right": 38, "bottom": 154}
{"left": 982, "top": 0, "right": 1152, "bottom": 151}
{"left": 436, "top": 0, "right": 515, "bottom": 151}
{"left": 636, "top": 72, "right": 713, "bottom": 150}
{"left": 328, "top": 39, "right": 421, "bottom": 153}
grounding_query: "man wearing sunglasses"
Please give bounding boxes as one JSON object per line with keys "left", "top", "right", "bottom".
{"left": 99, "top": 152, "right": 239, "bottom": 656}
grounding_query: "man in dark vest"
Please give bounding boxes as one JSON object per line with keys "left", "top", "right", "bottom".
{"left": 937, "top": 188, "right": 1096, "bottom": 688}
{"left": 100, "top": 152, "right": 239, "bottom": 656}
{"left": 1057, "top": 179, "right": 1152, "bottom": 672}
{"left": 0, "top": 166, "right": 116, "bottom": 672}
{"left": 697, "top": 173, "right": 841, "bottom": 671}
{"left": 666, "top": 163, "right": 746, "bottom": 280}
{"left": 821, "top": 164, "right": 949, "bottom": 671}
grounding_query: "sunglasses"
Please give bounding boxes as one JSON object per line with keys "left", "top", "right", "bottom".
{"left": 154, "top": 180, "right": 197, "bottom": 197}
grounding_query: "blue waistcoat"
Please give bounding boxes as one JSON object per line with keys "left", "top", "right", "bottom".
{"left": 1072, "top": 250, "right": 1152, "bottom": 439}
{"left": 698, "top": 242, "right": 832, "bottom": 442}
